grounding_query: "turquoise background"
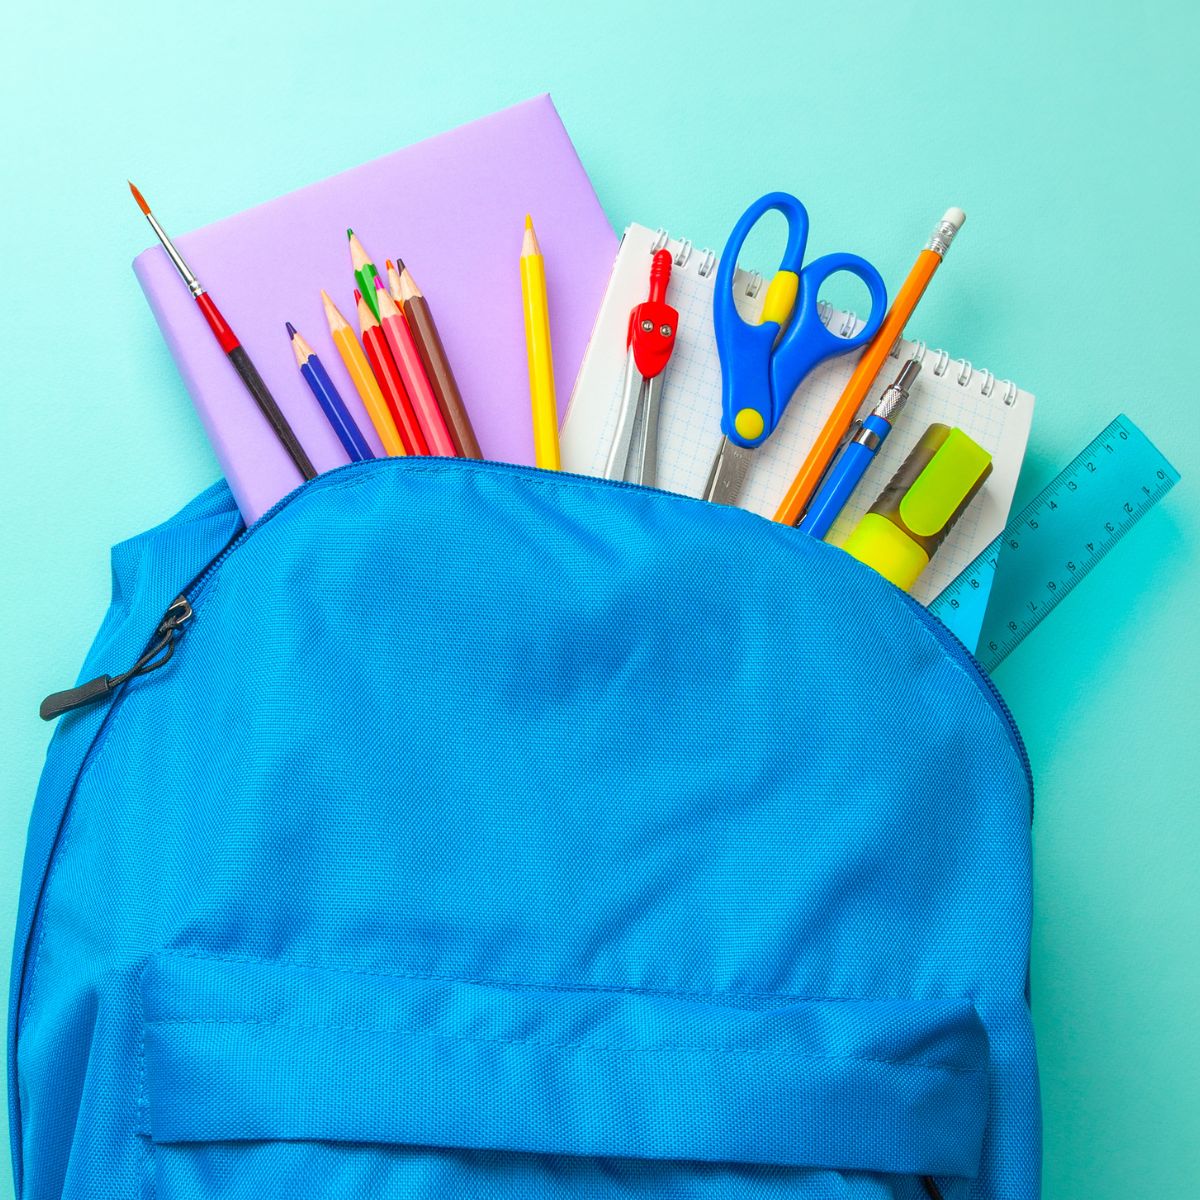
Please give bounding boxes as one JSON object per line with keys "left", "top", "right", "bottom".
{"left": 0, "top": 1, "right": 1195, "bottom": 1195}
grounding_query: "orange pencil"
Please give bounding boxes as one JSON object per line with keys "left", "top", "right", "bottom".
{"left": 773, "top": 208, "right": 966, "bottom": 526}
{"left": 374, "top": 281, "right": 458, "bottom": 457}
{"left": 321, "top": 290, "right": 405, "bottom": 457}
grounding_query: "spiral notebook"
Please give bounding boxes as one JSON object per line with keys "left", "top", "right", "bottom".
{"left": 562, "top": 224, "right": 1035, "bottom": 619}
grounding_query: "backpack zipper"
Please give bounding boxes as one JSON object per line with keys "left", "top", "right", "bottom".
{"left": 36, "top": 466, "right": 336, "bottom": 723}
{"left": 39, "top": 516, "right": 252, "bottom": 723}
{"left": 805, "top": 510, "right": 1034, "bottom": 809}
{"left": 899, "top": 588, "right": 1035, "bottom": 815}
{"left": 39, "top": 597, "right": 195, "bottom": 721}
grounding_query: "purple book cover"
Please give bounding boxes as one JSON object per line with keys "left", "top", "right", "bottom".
{"left": 133, "top": 95, "right": 617, "bottom": 524}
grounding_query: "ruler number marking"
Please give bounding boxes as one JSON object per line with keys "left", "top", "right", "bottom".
{"left": 927, "top": 416, "right": 1178, "bottom": 672}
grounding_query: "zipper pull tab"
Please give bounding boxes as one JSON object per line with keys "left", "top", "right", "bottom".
{"left": 40, "top": 596, "right": 194, "bottom": 721}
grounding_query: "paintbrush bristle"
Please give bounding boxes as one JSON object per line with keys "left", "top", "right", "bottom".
{"left": 128, "top": 181, "right": 151, "bottom": 215}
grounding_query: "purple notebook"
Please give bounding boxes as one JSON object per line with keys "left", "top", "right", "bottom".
{"left": 133, "top": 95, "right": 617, "bottom": 524}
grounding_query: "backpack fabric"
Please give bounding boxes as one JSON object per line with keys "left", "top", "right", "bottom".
{"left": 9, "top": 458, "right": 1038, "bottom": 1199}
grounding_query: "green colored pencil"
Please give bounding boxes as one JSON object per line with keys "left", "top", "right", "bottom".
{"left": 348, "top": 229, "right": 380, "bottom": 320}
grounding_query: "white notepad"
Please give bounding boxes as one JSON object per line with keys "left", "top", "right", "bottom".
{"left": 562, "top": 224, "right": 1036, "bottom": 613}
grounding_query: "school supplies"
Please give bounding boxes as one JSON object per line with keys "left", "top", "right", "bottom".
{"left": 389, "top": 259, "right": 482, "bottom": 458}
{"left": 930, "top": 414, "right": 1180, "bottom": 668}
{"left": 704, "top": 192, "right": 888, "bottom": 506}
{"left": 843, "top": 425, "right": 992, "bottom": 591}
{"left": 603, "top": 248, "right": 678, "bottom": 486}
{"left": 321, "top": 290, "right": 406, "bottom": 457}
{"left": 774, "top": 208, "right": 966, "bottom": 526}
{"left": 563, "top": 225, "right": 1035, "bottom": 606}
{"left": 375, "top": 282, "right": 457, "bottom": 457}
{"left": 356, "top": 290, "right": 428, "bottom": 455}
{"left": 128, "top": 182, "right": 317, "bottom": 483}
{"left": 286, "top": 322, "right": 374, "bottom": 463}
{"left": 348, "top": 230, "right": 381, "bottom": 319}
{"left": 521, "top": 215, "right": 560, "bottom": 470}
{"left": 132, "top": 96, "right": 617, "bottom": 521}
{"left": 800, "top": 359, "right": 921, "bottom": 539}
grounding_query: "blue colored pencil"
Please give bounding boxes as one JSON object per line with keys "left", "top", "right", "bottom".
{"left": 287, "top": 323, "right": 374, "bottom": 463}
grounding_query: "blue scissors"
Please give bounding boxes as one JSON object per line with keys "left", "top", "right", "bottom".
{"left": 703, "top": 192, "right": 889, "bottom": 506}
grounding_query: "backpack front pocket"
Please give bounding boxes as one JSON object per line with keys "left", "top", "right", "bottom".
{"left": 141, "top": 953, "right": 990, "bottom": 1199}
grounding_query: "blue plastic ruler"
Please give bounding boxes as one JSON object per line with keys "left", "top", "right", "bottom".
{"left": 929, "top": 414, "right": 1179, "bottom": 673}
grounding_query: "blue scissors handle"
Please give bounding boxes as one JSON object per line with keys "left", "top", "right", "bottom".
{"left": 713, "top": 192, "right": 888, "bottom": 449}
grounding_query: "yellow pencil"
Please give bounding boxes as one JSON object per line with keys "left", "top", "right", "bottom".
{"left": 520, "top": 215, "right": 560, "bottom": 470}
{"left": 320, "top": 290, "right": 405, "bottom": 457}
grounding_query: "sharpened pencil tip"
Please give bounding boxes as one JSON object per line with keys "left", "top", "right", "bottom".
{"left": 525, "top": 214, "right": 533, "bottom": 231}
{"left": 353, "top": 288, "right": 362, "bottom": 303}
{"left": 394, "top": 257, "right": 405, "bottom": 273}
{"left": 320, "top": 290, "right": 344, "bottom": 327}
{"left": 347, "top": 228, "right": 354, "bottom": 239}
{"left": 373, "top": 274, "right": 385, "bottom": 290}
{"left": 285, "top": 321, "right": 297, "bottom": 338}
{"left": 128, "top": 181, "right": 151, "bottom": 215}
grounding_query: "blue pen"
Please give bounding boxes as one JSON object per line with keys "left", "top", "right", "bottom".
{"left": 799, "top": 358, "right": 921, "bottom": 539}
{"left": 287, "top": 322, "right": 375, "bottom": 463}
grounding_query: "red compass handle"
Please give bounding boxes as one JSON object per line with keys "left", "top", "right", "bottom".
{"left": 628, "top": 249, "right": 678, "bottom": 380}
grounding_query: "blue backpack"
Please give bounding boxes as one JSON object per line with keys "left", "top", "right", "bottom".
{"left": 10, "top": 458, "right": 1038, "bottom": 1199}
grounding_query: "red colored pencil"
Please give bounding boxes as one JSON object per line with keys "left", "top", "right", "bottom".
{"left": 355, "top": 290, "right": 428, "bottom": 456}
{"left": 375, "top": 280, "right": 457, "bottom": 457}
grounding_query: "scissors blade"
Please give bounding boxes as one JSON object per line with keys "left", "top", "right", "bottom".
{"left": 702, "top": 437, "right": 755, "bottom": 506}
{"left": 604, "top": 349, "right": 641, "bottom": 482}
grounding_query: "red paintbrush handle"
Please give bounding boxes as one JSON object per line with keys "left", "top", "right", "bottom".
{"left": 194, "top": 293, "right": 241, "bottom": 353}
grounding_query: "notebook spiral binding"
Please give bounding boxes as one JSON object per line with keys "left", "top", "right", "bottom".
{"left": 890, "top": 338, "right": 1019, "bottom": 407}
{"left": 649, "top": 229, "right": 1019, "bottom": 407}
{"left": 651, "top": 230, "right": 741, "bottom": 289}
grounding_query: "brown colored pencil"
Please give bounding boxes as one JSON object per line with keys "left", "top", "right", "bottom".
{"left": 387, "top": 258, "right": 482, "bottom": 459}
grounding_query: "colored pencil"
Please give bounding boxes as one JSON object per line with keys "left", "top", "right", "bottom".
{"left": 519, "top": 215, "right": 559, "bottom": 470}
{"left": 354, "top": 290, "right": 429, "bottom": 456}
{"left": 389, "top": 258, "right": 481, "bottom": 459}
{"left": 321, "top": 290, "right": 405, "bottom": 457}
{"left": 287, "top": 322, "right": 374, "bottom": 463}
{"left": 128, "top": 182, "right": 316, "bottom": 481}
{"left": 348, "top": 229, "right": 380, "bottom": 320}
{"left": 374, "top": 280, "right": 457, "bottom": 457}
{"left": 386, "top": 259, "right": 403, "bottom": 303}
{"left": 772, "top": 208, "right": 967, "bottom": 526}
